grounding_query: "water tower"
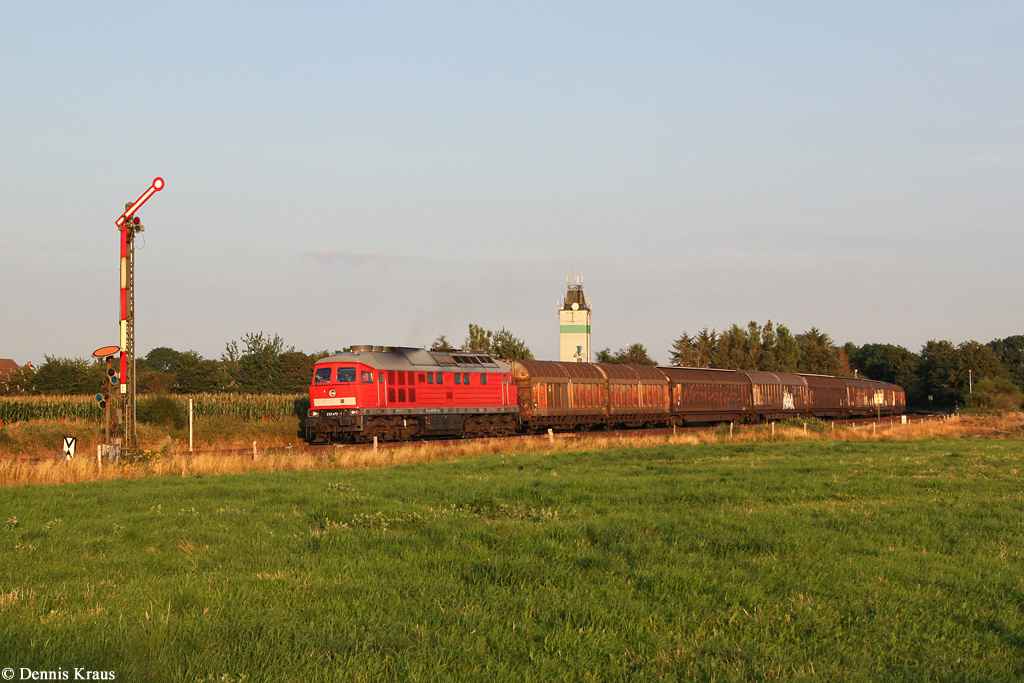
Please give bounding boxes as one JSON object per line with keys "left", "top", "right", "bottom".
{"left": 558, "top": 274, "right": 591, "bottom": 362}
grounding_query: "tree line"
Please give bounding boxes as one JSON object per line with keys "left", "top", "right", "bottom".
{"left": 5, "top": 322, "right": 1022, "bottom": 411}
{"left": 431, "top": 324, "right": 534, "bottom": 360}
{"left": 668, "top": 322, "right": 848, "bottom": 375}
{"left": 667, "top": 321, "right": 1024, "bottom": 410}
{"left": 2, "top": 333, "right": 327, "bottom": 396}
{"left": 2, "top": 325, "right": 537, "bottom": 397}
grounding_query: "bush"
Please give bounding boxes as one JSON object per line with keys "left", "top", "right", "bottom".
{"left": 964, "top": 377, "right": 1023, "bottom": 412}
{"left": 0, "top": 428, "right": 17, "bottom": 454}
{"left": 778, "top": 417, "right": 831, "bottom": 433}
{"left": 136, "top": 395, "right": 187, "bottom": 430}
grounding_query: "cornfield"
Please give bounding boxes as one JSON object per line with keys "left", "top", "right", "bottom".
{"left": 180, "top": 393, "right": 308, "bottom": 421}
{"left": 0, "top": 395, "right": 102, "bottom": 423}
{"left": 0, "top": 394, "right": 308, "bottom": 424}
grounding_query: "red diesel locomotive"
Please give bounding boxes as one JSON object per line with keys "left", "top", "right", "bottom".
{"left": 304, "top": 345, "right": 906, "bottom": 443}
{"left": 304, "top": 345, "right": 519, "bottom": 442}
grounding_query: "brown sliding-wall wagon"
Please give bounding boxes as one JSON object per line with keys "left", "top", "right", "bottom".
{"left": 509, "top": 361, "right": 904, "bottom": 433}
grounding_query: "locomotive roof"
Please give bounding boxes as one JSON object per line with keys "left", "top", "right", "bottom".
{"left": 316, "top": 346, "right": 511, "bottom": 373}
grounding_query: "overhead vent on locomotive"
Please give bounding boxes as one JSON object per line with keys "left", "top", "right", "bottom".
{"left": 433, "top": 353, "right": 458, "bottom": 366}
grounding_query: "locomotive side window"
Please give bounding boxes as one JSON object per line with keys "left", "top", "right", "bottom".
{"left": 454, "top": 374, "right": 461, "bottom": 385}
{"left": 379, "top": 372, "right": 384, "bottom": 383}
{"left": 436, "top": 373, "right": 443, "bottom": 385}
{"left": 314, "top": 368, "right": 332, "bottom": 384}
{"left": 427, "top": 373, "right": 434, "bottom": 384}
{"left": 463, "top": 373, "right": 470, "bottom": 384}
{"left": 480, "top": 374, "right": 488, "bottom": 385}
{"left": 336, "top": 367, "right": 356, "bottom": 383}
{"left": 361, "top": 371, "right": 373, "bottom": 383}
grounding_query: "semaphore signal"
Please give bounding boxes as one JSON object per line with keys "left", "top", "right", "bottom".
{"left": 115, "top": 177, "right": 164, "bottom": 227}
{"left": 111, "top": 177, "right": 164, "bottom": 457}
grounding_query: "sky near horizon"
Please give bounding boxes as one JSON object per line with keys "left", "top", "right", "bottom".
{"left": 2, "top": 2, "right": 1022, "bottom": 366}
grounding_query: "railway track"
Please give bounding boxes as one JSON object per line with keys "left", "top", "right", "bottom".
{"left": 302, "top": 412, "right": 950, "bottom": 452}
{"left": 3, "top": 413, "right": 952, "bottom": 464}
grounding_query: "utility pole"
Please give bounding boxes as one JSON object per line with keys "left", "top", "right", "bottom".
{"left": 114, "top": 178, "right": 164, "bottom": 456}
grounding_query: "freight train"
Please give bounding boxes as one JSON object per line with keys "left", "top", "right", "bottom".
{"left": 303, "top": 345, "right": 905, "bottom": 443}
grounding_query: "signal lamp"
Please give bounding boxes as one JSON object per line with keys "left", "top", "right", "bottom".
{"left": 95, "top": 394, "right": 104, "bottom": 403}
{"left": 110, "top": 375, "right": 119, "bottom": 385}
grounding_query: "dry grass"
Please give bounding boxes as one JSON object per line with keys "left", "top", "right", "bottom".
{"left": 0, "top": 413, "right": 1011, "bottom": 489}
{"left": 0, "top": 417, "right": 304, "bottom": 458}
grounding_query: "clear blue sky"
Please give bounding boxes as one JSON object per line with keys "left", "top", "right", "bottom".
{"left": 2, "top": 2, "right": 1021, "bottom": 365}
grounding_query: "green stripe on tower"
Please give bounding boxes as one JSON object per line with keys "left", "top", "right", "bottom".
{"left": 560, "top": 325, "right": 591, "bottom": 333}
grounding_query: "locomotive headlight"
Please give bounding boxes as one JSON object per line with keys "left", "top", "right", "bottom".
{"left": 308, "top": 410, "right": 319, "bottom": 418}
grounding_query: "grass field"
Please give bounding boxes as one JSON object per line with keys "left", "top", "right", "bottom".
{"left": 1, "top": 436, "right": 1022, "bottom": 682}
{"left": 0, "top": 393, "right": 308, "bottom": 461}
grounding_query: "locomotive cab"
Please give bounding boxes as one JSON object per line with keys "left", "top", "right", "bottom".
{"left": 306, "top": 361, "right": 377, "bottom": 437}
{"left": 311, "top": 364, "right": 367, "bottom": 408}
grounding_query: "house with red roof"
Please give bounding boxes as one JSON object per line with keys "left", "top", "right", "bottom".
{"left": 0, "top": 359, "right": 28, "bottom": 392}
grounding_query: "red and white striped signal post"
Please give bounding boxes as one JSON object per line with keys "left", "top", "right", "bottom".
{"left": 114, "top": 177, "right": 164, "bottom": 454}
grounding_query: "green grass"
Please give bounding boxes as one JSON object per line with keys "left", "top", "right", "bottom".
{"left": 1, "top": 439, "right": 1022, "bottom": 682}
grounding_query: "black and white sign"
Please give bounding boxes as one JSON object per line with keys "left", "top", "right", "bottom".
{"left": 62, "top": 436, "right": 76, "bottom": 459}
